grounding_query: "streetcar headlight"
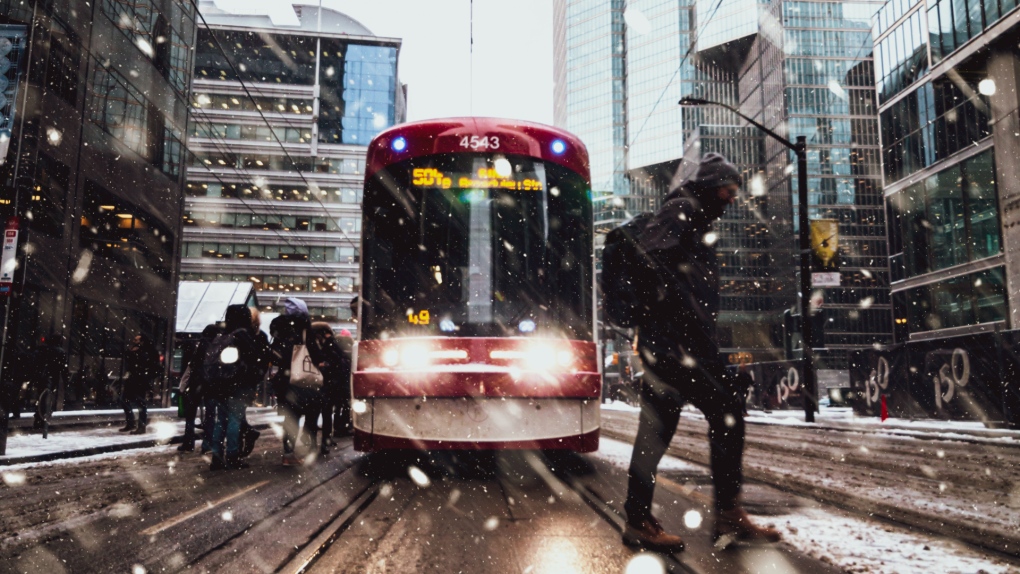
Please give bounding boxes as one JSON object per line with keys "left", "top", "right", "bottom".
{"left": 382, "top": 348, "right": 400, "bottom": 367}
{"left": 525, "top": 346, "right": 556, "bottom": 371}
{"left": 557, "top": 350, "right": 574, "bottom": 368}
{"left": 400, "top": 343, "right": 430, "bottom": 369}
{"left": 352, "top": 400, "right": 368, "bottom": 414}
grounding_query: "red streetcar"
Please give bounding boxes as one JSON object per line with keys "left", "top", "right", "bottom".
{"left": 351, "top": 117, "right": 599, "bottom": 452}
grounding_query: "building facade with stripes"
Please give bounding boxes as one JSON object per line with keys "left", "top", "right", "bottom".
{"left": 181, "top": 1, "right": 405, "bottom": 332}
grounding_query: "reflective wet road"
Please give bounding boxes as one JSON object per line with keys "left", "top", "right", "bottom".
{"left": 0, "top": 431, "right": 851, "bottom": 574}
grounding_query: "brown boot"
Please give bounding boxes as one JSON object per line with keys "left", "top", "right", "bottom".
{"left": 622, "top": 516, "right": 685, "bottom": 553}
{"left": 713, "top": 507, "right": 781, "bottom": 546}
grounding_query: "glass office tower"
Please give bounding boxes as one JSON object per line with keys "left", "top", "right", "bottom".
{"left": 180, "top": 2, "right": 405, "bottom": 333}
{"left": 694, "top": 0, "right": 892, "bottom": 366}
{"left": 875, "top": 0, "right": 1019, "bottom": 341}
{"left": 0, "top": 0, "right": 196, "bottom": 407}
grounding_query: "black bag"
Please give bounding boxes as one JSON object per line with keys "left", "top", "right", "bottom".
{"left": 601, "top": 212, "right": 654, "bottom": 329}
{"left": 201, "top": 331, "right": 248, "bottom": 397}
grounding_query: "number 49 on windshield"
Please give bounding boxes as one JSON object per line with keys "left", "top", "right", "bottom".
{"left": 460, "top": 135, "right": 499, "bottom": 150}
{"left": 407, "top": 309, "right": 430, "bottom": 325}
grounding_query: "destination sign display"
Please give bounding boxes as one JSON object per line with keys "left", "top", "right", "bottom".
{"left": 411, "top": 167, "right": 544, "bottom": 191}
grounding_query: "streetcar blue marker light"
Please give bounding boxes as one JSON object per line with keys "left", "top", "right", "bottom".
{"left": 550, "top": 139, "right": 566, "bottom": 155}
{"left": 440, "top": 319, "right": 456, "bottom": 332}
{"left": 519, "top": 319, "right": 536, "bottom": 333}
{"left": 391, "top": 136, "right": 407, "bottom": 152}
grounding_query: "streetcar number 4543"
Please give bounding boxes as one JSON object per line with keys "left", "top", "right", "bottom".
{"left": 460, "top": 135, "right": 499, "bottom": 150}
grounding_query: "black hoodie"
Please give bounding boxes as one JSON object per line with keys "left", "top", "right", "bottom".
{"left": 635, "top": 153, "right": 741, "bottom": 373}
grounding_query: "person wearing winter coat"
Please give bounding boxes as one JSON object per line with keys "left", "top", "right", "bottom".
{"left": 623, "top": 153, "right": 781, "bottom": 551}
{"left": 332, "top": 330, "right": 354, "bottom": 438}
{"left": 178, "top": 324, "right": 222, "bottom": 453}
{"left": 32, "top": 336, "right": 68, "bottom": 429}
{"left": 269, "top": 297, "right": 325, "bottom": 466}
{"left": 120, "top": 334, "right": 160, "bottom": 434}
{"left": 207, "top": 305, "right": 270, "bottom": 470}
{"left": 308, "top": 322, "right": 351, "bottom": 454}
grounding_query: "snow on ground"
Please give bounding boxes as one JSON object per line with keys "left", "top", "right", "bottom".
{"left": 1, "top": 410, "right": 283, "bottom": 462}
{"left": 1, "top": 445, "right": 180, "bottom": 474}
{"left": 45, "top": 407, "right": 178, "bottom": 418}
{"left": 601, "top": 399, "right": 641, "bottom": 413}
{"left": 596, "top": 434, "right": 702, "bottom": 473}
{"left": 596, "top": 437, "right": 1016, "bottom": 574}
{"left": 778, "top": 505, "right": 1017, "bottom": 574}
{"left": 2, "top": 424, "right": 180, "bottom": 460}
{"left": 645, "top": 404, "right": 1020, "bottom": 444}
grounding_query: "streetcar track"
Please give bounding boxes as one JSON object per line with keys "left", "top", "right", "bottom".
{"left": 276, "top": 480, "right": 382, "bottom": 574}
{"left": 507, "top": 449, "right": 699, "bottom": 574}
{"left": 559, "top": 472, "right": 698, "bottom": 574}
{"left": 601, "top": 427, "right": 1020, "bottom": 561}
{"left": 182, "top": 444, "right": 366, "bottom": 570}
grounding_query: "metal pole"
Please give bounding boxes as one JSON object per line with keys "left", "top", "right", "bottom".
{"left": 796, "top": 136, "right": 817, "bottom": 423}
{"left": 679, "top": 98, "right": 818, "bottom": 423}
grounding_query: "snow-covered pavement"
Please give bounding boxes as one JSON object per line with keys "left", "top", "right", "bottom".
{"left": 601, "top": 402, "right": 1020, "bottom": 557}
{"left": 2, "top": 409, "right": 283, "bottom": 464}
{"left": 598, "top": 436, "right": 1018, "bottom": 574}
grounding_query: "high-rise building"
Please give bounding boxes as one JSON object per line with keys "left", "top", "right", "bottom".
{"left": 874, "top": 0, "right": 1019, "bottom": 341}
{"left": 0, "top": 0, "right": 196, "bottom": 405}
{"left": 553, "top": 0, "right": 628, "bottom": 197}
{"left": 677, "top": 0, "right": 892, "bottom": 365}
{"left": 555, "top": 0, "right": 893, "bottom": 365}
{"left": 180, "top": 2, "right": 405, "bottom": 333}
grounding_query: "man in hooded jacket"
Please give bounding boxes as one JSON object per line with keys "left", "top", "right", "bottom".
{"left": 623, "top": 153, "right": 781, "bottom": 551}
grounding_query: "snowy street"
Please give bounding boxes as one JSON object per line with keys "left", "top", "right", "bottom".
{"left": 602, "top": 403, "right": 1020, "bottom": 557}
{"left": 0, "top": 405, "right": 1017, "bottom": 573}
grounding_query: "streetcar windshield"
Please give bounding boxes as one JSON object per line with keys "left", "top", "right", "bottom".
{"left": 361, "top": 153, "right": 592, "bottom": 340}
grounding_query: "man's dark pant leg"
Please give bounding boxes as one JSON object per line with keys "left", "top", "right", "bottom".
{"left": 201, "top": 397, "right": 217, "bottom": 452}
{"left": 181, "top": 395, "right": 199, "bottom": 446}
{"left": 686, "top": 375, "right": 746, "bottom": 512}
{"left": 121, "top": 396, "right": 135, "bottom": 425}
{"left": 137, "top": 398, "right": 148, "bottom": 427}
{"left": 624, "top": 368, "right": 685, "bottom": 523}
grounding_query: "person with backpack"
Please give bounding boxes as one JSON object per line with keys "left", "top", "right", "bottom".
{"left": 120, "top": 334, "right": 160, "bottom": 435}
{"left": 605, "top": 153, "right": 781, "bottom": 551}
{"left": 309, "top": 322, "right": 350, "bottom": 454}
{"left": 204, "top": 305, "right": 270, "bottom": 470}
{"left": 269, "top": 297, "right": 324, "bottom": 466}
{"left": 178, "top": 325, "right": 222, "bottom": 453}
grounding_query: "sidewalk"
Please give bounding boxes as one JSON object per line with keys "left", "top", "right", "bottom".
{"left": 601, "top": 401, "right": 1020, "bottom": 445}
{"left": 1, "top": 408, "right": 282, "bottom": 465}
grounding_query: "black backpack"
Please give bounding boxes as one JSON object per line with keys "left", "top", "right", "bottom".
{"left": 601, "top": 212, "right": 654, "bottom": 330}
{"left": 201, "top": 330, "right": 249, "bottom": 397}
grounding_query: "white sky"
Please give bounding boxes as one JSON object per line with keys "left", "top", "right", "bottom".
{"left": 321, "top": 0, "right": 554, "bottom": 124}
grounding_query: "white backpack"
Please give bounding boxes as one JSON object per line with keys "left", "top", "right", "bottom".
{"left": 289, "top": 331, "right": 324, "bottom": 391}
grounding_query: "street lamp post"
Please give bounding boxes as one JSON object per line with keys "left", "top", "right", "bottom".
{"left": 679, "top": 97, "right": 817, "bottom": 423}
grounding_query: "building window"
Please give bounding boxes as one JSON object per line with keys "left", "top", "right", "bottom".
{"left": 340, "top": 45, "right": 397, "bottom": 144}
{"left": 927, "top": 0, "right": 1018, "bottom": 62}
{"left": 28, "top": 154, "right": 70, "bottom": 237}
{"left": 194, "top": 29, "right": 316, "bottom": 85}
{"left": 880, "top": 73, "right": 991, "bottom": 184}
{"left": 80, "top": 180, "right": 175, "bottom": 279}
{"left": 902, "top": 266, "right": 1007, "bottom": 332}
{"left": 99, "top": 0, "right": 195, "bottom": 96}
{"left": 888, "top": 149, "right": 1001, "bottom": 279}
{"left": 87, "top": 60, "right": 184, "bottom": 178}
